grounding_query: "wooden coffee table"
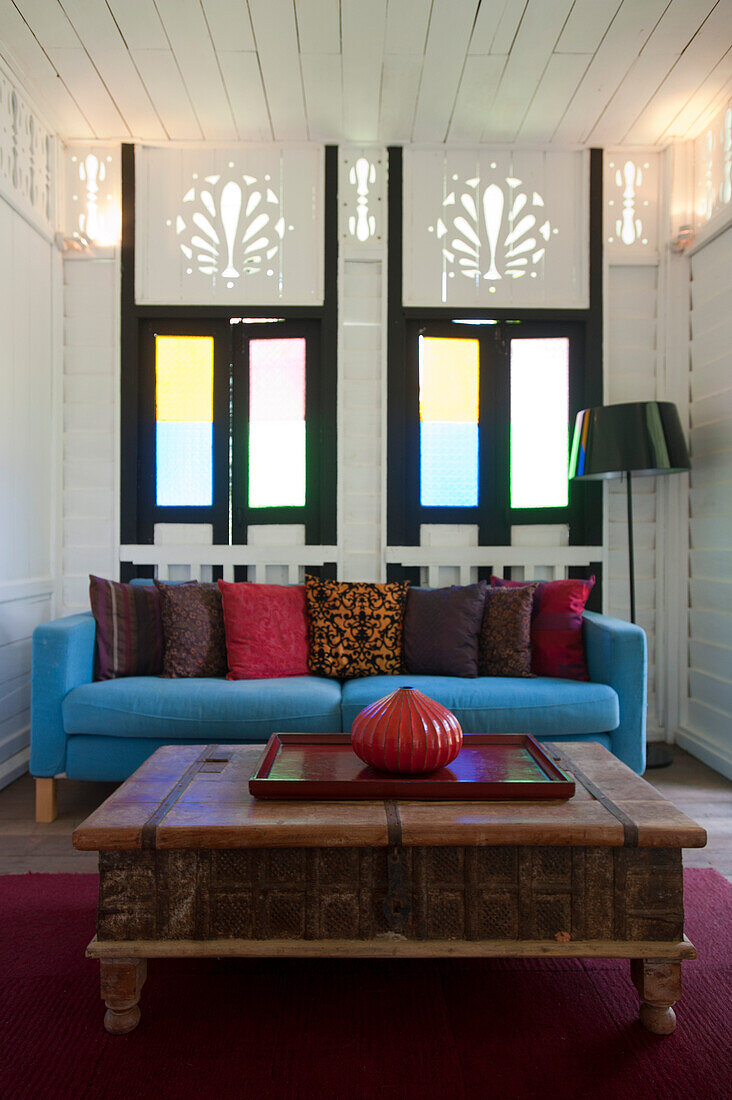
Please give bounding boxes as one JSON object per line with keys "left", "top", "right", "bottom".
{"left": 73, "top": 740, "right": 706, "bottom": 1036}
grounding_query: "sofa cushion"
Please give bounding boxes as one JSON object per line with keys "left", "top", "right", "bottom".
{"left": 63, "top": 675, "right": 342, "bottom": 741}
{"left": 89, "top": 575, "right": 164, "bottom": 680}
{"left": 404, "top": 583, "right": 487, "bottom": 677}
{"left": 217, "top": 580, "right": 310, "bottom": 680}
{"left": 155, "top": 580, "right": 227, "bottom": 678}
{"left": 341, "top": 674, "right": 619, "bottom": 737}
{"left": 305, "top": 576, "right": 409, "bottom": 679}
{"left": 479, "top": 584, "right": 535, "bottom": 677}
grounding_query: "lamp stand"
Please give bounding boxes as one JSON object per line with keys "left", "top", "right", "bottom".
{"left": 626, "top": 472, "right": 672, "bottom": 770}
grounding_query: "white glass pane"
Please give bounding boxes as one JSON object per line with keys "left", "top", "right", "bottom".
{"left": 510, "top": 337, "right": 569, "bottom": 509}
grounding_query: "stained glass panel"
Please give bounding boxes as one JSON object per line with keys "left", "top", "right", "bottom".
{"left": 419, "top": 336, "right": 479, "bottom": 507}
{"left": 510, "top": 337, "right": 569, "bottom": 509}
{"left": 155, "top": 335, "right": 213, "bottom": 506}
{"left": 248, "top": 338, "right": 306, "bottom": 508}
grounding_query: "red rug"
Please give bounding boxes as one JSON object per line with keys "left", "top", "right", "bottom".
{"left": 1, "top": 869, "right": 730, "bottom": 1100}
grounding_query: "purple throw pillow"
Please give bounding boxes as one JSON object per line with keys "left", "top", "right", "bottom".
{"left": 479, "top": 585, "right": 536, "bottom": 677}
{"left": 155, "top": 580, "right": 228, "bottom": 678}
{"left": 403, "top": 582, "right": 487, "bottom": 678}
{"left": 89, "top": 576, "right": 164, "bottom": 680}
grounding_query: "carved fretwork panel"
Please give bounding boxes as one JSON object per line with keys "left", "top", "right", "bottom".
{"left": 98, "top": 845, "right": 684, "bottom": 944}
{"left": 604, "top": 151, "right": 660, "bottom": 259}
{"left": 135, "top": 145, "right": 324, "bottom": 306}
{"left": 403, "top": 148, "right": 588, "bottom": 308}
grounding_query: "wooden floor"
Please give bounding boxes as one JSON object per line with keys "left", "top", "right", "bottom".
{"left": 0, "top": 745, "right": 730, "bottom": 880}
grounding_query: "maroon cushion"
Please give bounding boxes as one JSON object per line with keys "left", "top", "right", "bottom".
{"left": 89, "top": 576, "right": 163, "bottom": 680}
{"left": 155, "top": 580, "right": 227, "bottom": 678}
{"left": 490, "top": 575, "right": 595, "bottom": 680}
{"left": 403, "top": 583, "right": 487, "bottom": 678}
{"left": 479, "top": 585, "right": 536, "bottom": 677}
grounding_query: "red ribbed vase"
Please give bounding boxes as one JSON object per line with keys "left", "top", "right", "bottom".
{"left": 350, "top": 686, "right": 463, "bottom": 774}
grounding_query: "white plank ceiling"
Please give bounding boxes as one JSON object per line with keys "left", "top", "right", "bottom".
{"left": 0, "top": 0, "right": 730, "bottom": 146}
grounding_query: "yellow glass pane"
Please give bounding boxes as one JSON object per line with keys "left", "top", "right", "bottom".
{"left": 156, "top": 335, "right": 213, "bottom": 422}
{"left": 419, "top": 337, "right": 479, "bottom": 423}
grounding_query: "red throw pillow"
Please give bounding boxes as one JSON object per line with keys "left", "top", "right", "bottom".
{"left": 490, "top": 575, "right": 595, "bottom": 681}
{"left": 217, "top": 580, "right": 309, "bottom": 680}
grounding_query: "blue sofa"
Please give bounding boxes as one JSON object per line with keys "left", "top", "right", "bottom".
{"left": 30, "top": 608, "right": 647, "bottom": 819}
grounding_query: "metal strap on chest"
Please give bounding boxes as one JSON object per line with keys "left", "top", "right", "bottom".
{"left": 383, "top": 800, "right": 411, "bottom": 933}
{"left": 546, "top": 745, "right": 640, "bottom": 847}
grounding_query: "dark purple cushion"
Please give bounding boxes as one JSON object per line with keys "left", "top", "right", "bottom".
{"left": 89, "top": 576, "right": 163, "bottom": 680}
{"left": 403, "top": 582, "right": 487, "bottom": 677}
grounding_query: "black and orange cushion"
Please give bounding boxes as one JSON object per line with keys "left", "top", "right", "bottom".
{"left": 305, "top": 576, "right": 409, "bottom": 679}
{"left": 478, "top": 584, "right": 536, "bottom": 677}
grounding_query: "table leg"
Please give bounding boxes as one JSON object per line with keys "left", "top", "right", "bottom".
{"left": 100, "top": 957, "right": 147, "bottom": 1034}
{"left": 630, "top": 958, "right": 681, "bottom": 1035}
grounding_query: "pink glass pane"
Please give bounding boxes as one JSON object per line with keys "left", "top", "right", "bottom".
{"left": 249, "top": 338, "right": 306, "bottom": 422}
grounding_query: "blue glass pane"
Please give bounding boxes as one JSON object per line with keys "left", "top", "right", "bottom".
{"left": 420, "top": 422, "right": 479, "bottom": 507}
{"left": 156, "top": 422, "right": 213, "bottom": 506}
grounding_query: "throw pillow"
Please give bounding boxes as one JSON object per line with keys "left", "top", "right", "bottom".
{"left": 479, "top": 584, "right": 536, "bottom": 677}
{"left": 217, "top": 580, "right": 310, "bottom": 680}
{"left": 89, "top": 575, "right": 164, "bottom": 680}
{"left": 305, "top": 576, "right": 409, "bottom": 679}
{"left": 490, "top": 575, "right": 596, "bottom": 680}
{"left": 155, "top": 580, "right": 227, "bottom": 678}
{"left": 403, "top": 582, "right": 487, "bottom": 678}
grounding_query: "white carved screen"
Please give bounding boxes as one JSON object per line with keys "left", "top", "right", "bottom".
{"left": 0, "top": 64, "right": 54, "bottom": 235}
{"left": 338, "top": 147, "right": 386, "bottom": 247}
{"left": 135, "top": 146, "right": 324, "bottom": 306}
{"left": 694, "top": 95, "right": 732, "bottom": 229}
{"left": 604, "top": 152, "right": 660, "bottom": 259}
{"left": 65, "top": 145, "right": 121, "bottom": 247}
{"left": 403, "top": 148, "right": 588, "bottom": 308}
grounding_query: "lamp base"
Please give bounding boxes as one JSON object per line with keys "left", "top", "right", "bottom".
{"left": 645, "top": 743, "right": 673, "bottom": 770}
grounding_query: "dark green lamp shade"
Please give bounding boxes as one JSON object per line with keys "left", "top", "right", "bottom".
{"left": 569, "top": 401, "right": 690, "bottom": 481}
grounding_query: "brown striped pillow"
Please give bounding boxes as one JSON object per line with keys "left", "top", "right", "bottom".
{"left": 89, "top": 576, "right": 164, "bottom": 680}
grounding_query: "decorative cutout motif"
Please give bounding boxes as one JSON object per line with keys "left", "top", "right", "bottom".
{"left": 604, "top": 153, "right": 657, "bottom": 253}
{"left": 340, "top": 148, "right": 385, "bottom": 246}
{"left": 0, "top": 68, "right": 53, "bottom": 229}
{"left": 429, "top": 174, "right": 553, "bottom": 287}
{"left": 348, "top": 157, "right": 376, "bottom": 241}
{"left": 171, "top": 172, "right": 287, "bottom": 289}
{"left": 694, "top": 95, "right": 732, "bottom": 227}
{"left": 615, "top": 161, "right": 643, "bottom": 245}
{"left": 66, "top": 146, "right": 121, "bottom": 247}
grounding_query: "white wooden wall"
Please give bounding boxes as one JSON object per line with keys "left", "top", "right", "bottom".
{"left": 0, "top": 199, "right": 56, "bottom": 789}
{"left": 679, "top": 225, "right": 732, "bottom": 780}
{"left": 0, "top": 64, "right": 57, "bottom": 791}
{"left": 60, "top": 254, "right": 119, "bottom": 613}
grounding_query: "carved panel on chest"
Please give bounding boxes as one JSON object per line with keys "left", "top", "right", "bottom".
{"left": 97, "top": 845, "right": 684, "bottom": 944}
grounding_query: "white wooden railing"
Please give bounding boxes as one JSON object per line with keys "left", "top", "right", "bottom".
{"left": 120, "top": 544, "right": 605, "bottom": 587}
{"left": 386, "top": 546, "right": 605, "bottom": 588}
{"left": 119, "top": 545, "right": 339, "bottom": 584}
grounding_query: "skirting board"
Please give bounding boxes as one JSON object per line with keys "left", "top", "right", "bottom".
{"left": 0, "top": 745, "right": 30, "bottom": 792}
{"left": 676, "top": 726, "right": 732, "bottom": 782}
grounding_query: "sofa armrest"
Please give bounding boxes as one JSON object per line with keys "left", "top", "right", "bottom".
{"left": 582, "top": 610, "right": 647, "bottom": 774}
{"left": 30, "top": 613, "right": 96, "bottom": 777}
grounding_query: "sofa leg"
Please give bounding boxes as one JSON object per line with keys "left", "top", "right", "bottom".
{"left": 35, "top": 777, "right": 58, "bottom": 823}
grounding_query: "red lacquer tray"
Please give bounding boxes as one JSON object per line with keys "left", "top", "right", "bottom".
{"left": 249, "top": 733, "right": 574, "bottom": 801}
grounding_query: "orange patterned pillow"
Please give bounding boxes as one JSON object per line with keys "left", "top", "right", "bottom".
{"left": 305, "top": 576, "right": 409, "bottom": 679}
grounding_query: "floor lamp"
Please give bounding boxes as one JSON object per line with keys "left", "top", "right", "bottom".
{"left": 568, "top": 401, "right": 690, "bottom": 770}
